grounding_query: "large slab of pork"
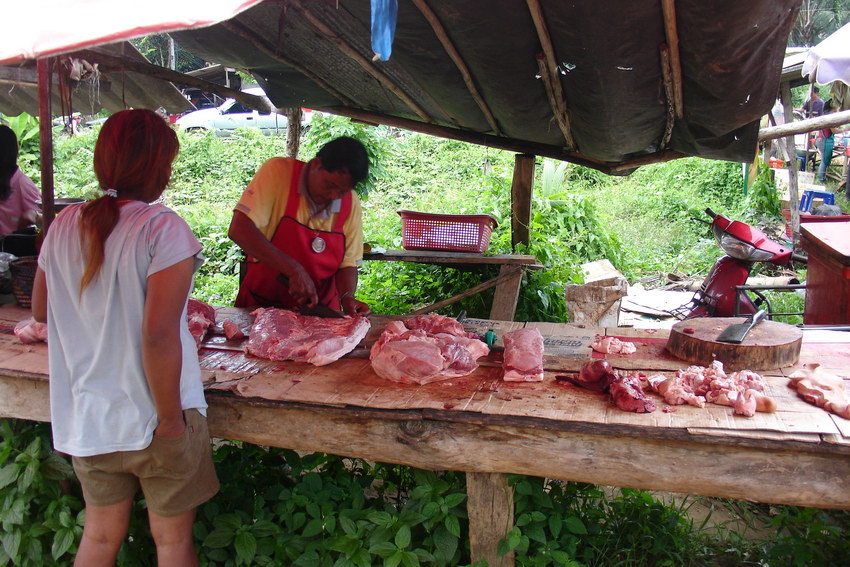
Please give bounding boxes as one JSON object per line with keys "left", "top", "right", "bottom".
{"left": 502, "top": 328, "right": 544, "bottom": 382}
{"left": 245, "top": 308, "right": 371, "bottom": 366}
{"left": 370, "top": 314, "right": 490, "bottom": 385}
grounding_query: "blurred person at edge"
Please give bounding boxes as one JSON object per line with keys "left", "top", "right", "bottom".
{"left": 32, "top": 109, "right": 219, "bottom": 567}
{"left": 0, "top": 124, "right": 40, "bottom": 256}
{"left": 800, "top": 85, "right": 825, "bottom": 118}
{"left": 815, "top": 100, "right": 844, "bottom": 183}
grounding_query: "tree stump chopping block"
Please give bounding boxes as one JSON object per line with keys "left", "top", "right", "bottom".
{"left": 666, "top": 318, "right": 802, "bottom": 370}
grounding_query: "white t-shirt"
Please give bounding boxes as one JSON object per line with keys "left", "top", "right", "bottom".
{"left": 39, "top": 200, "right": 207, "bottom": 457}
{"left": 0, "top": 168, "right": 41, "bottom": 235}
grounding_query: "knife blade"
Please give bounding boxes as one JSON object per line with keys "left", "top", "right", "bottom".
{"left": 716, "top": 309, "right": 767, "bottom": 344}
{"left": 276, "top": 274, "right": 344, "bottom": 318}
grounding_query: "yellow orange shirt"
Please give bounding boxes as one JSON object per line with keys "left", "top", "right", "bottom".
{"left": 234, "top": 157, "right": 363, "bottom": 268}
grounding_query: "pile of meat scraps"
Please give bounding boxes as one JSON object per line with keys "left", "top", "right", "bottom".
{"left": 788, "top": 363, "right": 850, "bottom": 419}
{"left": 564, "top": 360, "right": 656, "bottom": 413}
{"left": 590, "top": 336, "right": 636, "bottom": 355}
{"left": 645, "top": 361, "right": 775, "bottom": 417}
{"left": 502, "top": 328, "right": 544, "bottom": 382}
{"left": 370, "top": 314, "right": 489, "bottom": 385}
{"left": 245, "top": 307, "right": 370, "bottom": 366}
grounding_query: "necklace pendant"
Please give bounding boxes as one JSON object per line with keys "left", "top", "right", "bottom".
{"left": 311, "top": 236, "right": 326, "bottom": 253}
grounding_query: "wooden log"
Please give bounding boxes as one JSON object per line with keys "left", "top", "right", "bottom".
{"left": 467, "top": 472, "right": 515, "bottom": 567}
{"left": 666, "top": 318, "right": 803, "bottom": 370}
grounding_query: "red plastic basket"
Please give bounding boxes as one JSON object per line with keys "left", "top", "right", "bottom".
{"left": 398, "top": 210, "right": 498, "bottom": 253}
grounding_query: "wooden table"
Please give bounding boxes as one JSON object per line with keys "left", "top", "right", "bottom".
{"left": 362, "top": 250, "right": 543, "bottom": 320}
{"left": 2, "top": 306, "right": 850, "bottom": 566}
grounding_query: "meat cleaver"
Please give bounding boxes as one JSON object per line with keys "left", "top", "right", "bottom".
{"left": 716, "top": 309, "right": 767, "bottom": 344}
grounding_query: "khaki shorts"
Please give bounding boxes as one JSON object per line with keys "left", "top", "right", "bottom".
{"left": 72, "top": 409, "right": 220, "bottom": 517}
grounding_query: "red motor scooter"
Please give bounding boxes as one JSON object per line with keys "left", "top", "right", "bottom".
{"left": 678, "top": 208, "right": 803, "bottom": 318}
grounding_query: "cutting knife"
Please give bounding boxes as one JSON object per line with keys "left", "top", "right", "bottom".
{"left": 276, "top": 274, "right": 344, "bottom": 318}
{"left": 716, "top": 309, "right": 767, "bottom": 344}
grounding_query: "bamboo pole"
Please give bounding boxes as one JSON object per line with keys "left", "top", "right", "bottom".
{"left": 37, "top": 58, "right": 55, "bottom": 232}
{"left": 410, "top": 0, "right": 501, "bottom": 135}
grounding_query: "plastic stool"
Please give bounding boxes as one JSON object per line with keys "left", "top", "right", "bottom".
{"left": 800, "top": 190, "right": 835, "bottom": 211}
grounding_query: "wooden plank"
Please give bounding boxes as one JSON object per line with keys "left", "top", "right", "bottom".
{"left": 467, "top": 472, "right": 515, "bottom": 567}
{"left": 363, "top": 249, "right": 542, "bottom": 267}
{"left": 0, "top": 374, "right": 50, "bottom": 422}
{"left": 205, "top": 398, "right": 850, "bottom": 509}
{"left": 489, "top": 265, "right": 523, "bottom": 321}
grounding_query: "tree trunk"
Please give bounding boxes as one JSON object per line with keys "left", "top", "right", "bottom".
{"left": 286, "top": 107, "right": 303, "bottom": 158}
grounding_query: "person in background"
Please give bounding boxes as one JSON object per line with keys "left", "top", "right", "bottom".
{"left": 229, "top": 136, "right": 371, "bottom": 316}
{"left": 816, "top": 100, "right": 841, "bottom": 183}
{"left": 800, "top": 86, "right": 825, "bottom": 118}
{"left": 31, "top": 109, "right": 218, "bottom": 567}
{"left": 0, "top": 124, "right": 41, "bottom": 256}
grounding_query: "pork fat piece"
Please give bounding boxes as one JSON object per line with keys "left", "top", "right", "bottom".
{"left": 370, "top": 314, "right": 489, "bottom": 385}
{"left": 789, "top": 363, "right": 850, "bottom": 419}
{"left": 502, "top": 328, "right": 544, "bottom": 382}
{"left": 246, "top": 308, "right": 371, "bottom": 366}
{"left": 590, "top": 336, "right": 637, "bottom": 355}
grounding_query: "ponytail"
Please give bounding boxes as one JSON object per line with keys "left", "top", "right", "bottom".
{"left": 78, "top": 109, "right": 178, "bottom": 292}
{"left": 78, "top": 196, "right": 122, "bottom": 292}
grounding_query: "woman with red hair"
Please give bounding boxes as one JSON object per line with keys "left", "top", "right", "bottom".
{"left": 32, "top": 109, "right": 218, "bottom": 566}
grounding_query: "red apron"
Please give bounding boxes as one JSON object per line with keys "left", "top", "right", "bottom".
{"left": 235, "top": 162, "right": 351, "bottom": 309}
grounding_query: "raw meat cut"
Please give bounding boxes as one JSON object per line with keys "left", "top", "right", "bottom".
{"left": 645, "top": 361, "right": 776, "bottom": 417}
{"left": 502, "top": 328, "right": 544, "bottom": 382}
{"left": 188, "top": 297, "right": 217, "bottom": 348}
{"left": 14, "top": 318, "right": 47, "bottom": 343}
{"left": 245, "top": 307, "right": 370, "bottom": 366}
{"left": 788, "top": 363, "right": 850, "bottom": 419}
{"left": 609, "top": 373, "right": 656, "bottom": 413}
{"left": 370, "top": 314, "right": 489, "bottom": 385}
{"left": 565, "top": 360, "right": 655, "bottom": 413}
{"left": 563, "top": 359, "right": 616, "bottom": 392}
{"left": 222, "top": 320, "right": 246, "bottom": 340}
{"left": 590, "top": 336, "right": 636, "bottom": 355}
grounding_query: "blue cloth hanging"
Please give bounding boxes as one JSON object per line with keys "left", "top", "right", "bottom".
{"left": 371, "top": 0, "right": 397, "bottom": 61}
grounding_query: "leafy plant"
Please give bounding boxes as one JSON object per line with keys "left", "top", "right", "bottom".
{"left": 0, "top": 420, "right": 83, "bottom": 567}
{"left": 1, "top": 113, "right": 41, "bottom": 179}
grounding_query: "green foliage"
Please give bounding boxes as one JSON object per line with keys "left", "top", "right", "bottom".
{"left": 0, "top": 113, "right": 41, "bottom": 177}
{"left": 742, "top": 164, "right": 783, "bottom": 221}
{"left": 299, "top": 114, "right": 396, "bottom": 198}
{"left": 131, "top": 34, "right": 205, "bottom": 73}
{"left": 0, "top": 420, "right": 83, "bottom": 567}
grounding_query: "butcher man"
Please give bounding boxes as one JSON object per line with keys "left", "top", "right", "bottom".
{"left": 229, "top": 136, "right": 372, "bottom": 316}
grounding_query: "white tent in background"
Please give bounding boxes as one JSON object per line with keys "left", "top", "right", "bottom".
{"left": 802, "top": 22, "right": 850, "bottom": 89}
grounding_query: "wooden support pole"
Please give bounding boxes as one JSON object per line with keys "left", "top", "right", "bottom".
{"left": 489, "top": 264, "right": 524, "bottom": 321}
{"left": 467, "top": 472, "right": 515, "bottom": 567}
{"left": 37, "top": 58, "right": 55, "bottom": 232}
{"left": 660, "top": 0, "right": 684, "bottom": 119}
{"left": 511, "top": 154, "right": 535, "bottom": 249}
{"left": 780, "top": 81, "right": 801, "bottom": 247}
